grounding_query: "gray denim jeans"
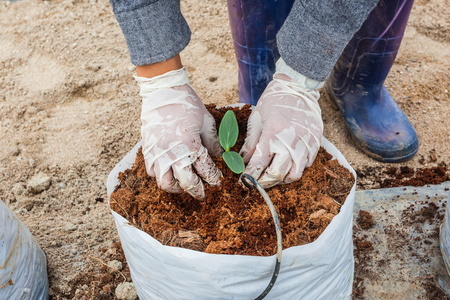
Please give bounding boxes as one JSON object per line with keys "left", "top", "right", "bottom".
{"left": 109, "top": 0, "right": 378, "bottom": 81}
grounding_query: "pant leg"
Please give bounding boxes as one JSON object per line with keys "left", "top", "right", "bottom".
{"left": 110, "top": 0, "right": 191, "bottom": 66}
{"left": 277, "top": 0, "right": 379, "bottom": 81}
{"left": 227, "top": 0, "right": 294, "bottom": 105}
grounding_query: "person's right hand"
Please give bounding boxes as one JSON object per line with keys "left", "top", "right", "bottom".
{"left": 239, "top": 58, "right": 324, "bottom": 189}
{"left": 135, "top": 67, "right": 222, "bottom": 199}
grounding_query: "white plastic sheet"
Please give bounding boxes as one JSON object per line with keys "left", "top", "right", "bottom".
{"left": 0, "top": 200, "right": 49, "bottom": 300}
{"left": 107, "top": 138, "right": 356, "bottom": 300}
{"left": 440, "top": 192, "right": 450, "bottom": 275}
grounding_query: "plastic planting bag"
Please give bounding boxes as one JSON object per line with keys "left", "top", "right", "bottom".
{"left": 440, "top": 192, "right": 450, "bottom": 275}
{"left": 0, "top": 200, "right": 49, "bottom": 300}
{"left": 108, "top": 134, "right": 356, "bottom": 299}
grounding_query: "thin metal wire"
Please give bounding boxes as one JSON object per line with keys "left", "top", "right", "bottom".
{"left": 241, "top": 174, "right": 282, "bottom": 300}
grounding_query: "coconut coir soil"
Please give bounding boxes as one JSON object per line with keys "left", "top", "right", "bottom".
{"left": 110, "top": 105, "right": 354, "bottom": 256}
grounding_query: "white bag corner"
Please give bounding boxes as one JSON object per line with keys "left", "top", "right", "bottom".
{"left": 0, "top": 200, "right": 49, "bottom": 300}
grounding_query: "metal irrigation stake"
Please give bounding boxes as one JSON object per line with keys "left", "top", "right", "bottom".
{"left": 241, "top": 173, "right": 282, "bottom": 300}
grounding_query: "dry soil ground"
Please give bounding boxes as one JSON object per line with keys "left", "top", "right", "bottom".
{"left": 0, "top": 0, "right": 448, "bottom": 299}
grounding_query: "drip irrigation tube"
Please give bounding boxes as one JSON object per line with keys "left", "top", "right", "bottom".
{"left": 241, "top": 174, "right": 282, "bottom": 300}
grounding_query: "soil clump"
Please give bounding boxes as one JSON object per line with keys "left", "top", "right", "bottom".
{"left": 357, "top": 210, "right": 376, "bottom": 230}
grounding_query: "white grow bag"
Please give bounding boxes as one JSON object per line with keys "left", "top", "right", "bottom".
{"left": 0, "top": 200, "right": 49, "bottom": 300}
{"left": 107, "top": 137, "right": 356, "bottom": 300}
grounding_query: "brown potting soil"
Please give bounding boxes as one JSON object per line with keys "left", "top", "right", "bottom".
{"left": 353, "top": 210, "right": 376, "bottom": 299}
{"left": 356, "top": 210, "right": 376, "bottom": 230}
{"left": 380, "top": 164, "right": 449, "bottom": 188}
{"left": 356, "top": 163, "right": 449, "bottom": 190}
{"left": 110, "top": 105, "right": 355, "bottom": 256}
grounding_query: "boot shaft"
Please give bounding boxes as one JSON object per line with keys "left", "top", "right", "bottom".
{"left": 227, "top": 0, "right": 294, "bottom": 105}
{"left": 325, "top": 0, "right": 419, "bottom": 163}
{"left": 333, "top": 0, "right": 415, "bottom": 91}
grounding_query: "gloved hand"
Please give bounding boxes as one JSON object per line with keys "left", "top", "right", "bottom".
{"left": 240, "top": 58, "right": 324, "bottom": 188}
{"left": 135, "top": 67, "right": 222, "bottom": 199}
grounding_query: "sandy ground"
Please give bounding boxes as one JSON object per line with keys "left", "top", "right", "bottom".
{"left": 0, "top": 0, "right": 448, "bottom": 298}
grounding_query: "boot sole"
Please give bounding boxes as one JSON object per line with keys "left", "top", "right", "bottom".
{"left": 351, "top": 135, "right": 419, "bottom": 163}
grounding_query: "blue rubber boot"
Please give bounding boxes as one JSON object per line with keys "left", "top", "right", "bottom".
{"left": 227, "top": 0, "right": 294, "bottom": 106}
{"left": 326, "top": 0, "right": 418, "bottom": 163}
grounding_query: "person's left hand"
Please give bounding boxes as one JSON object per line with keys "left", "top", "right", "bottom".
{"left": 240, "top": 58, "right": 324, "bottom": 188}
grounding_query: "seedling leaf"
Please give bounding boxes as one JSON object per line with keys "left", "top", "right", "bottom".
{"left": 222, "top": 151, "right": 245, "bottom": 174}
{"left": 219, "top": 110, "right": 239, "bottom": 151}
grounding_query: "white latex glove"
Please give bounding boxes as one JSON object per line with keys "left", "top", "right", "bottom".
{"left": 240, "top": 58, "right": 324, "bottom": 189}
{"left": 135, "top": 67, "right": 222, "bottom": 199}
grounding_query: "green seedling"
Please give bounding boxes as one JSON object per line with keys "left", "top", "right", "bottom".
{"left": 218, "top": 110, "right": 245, "bottom": 174}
